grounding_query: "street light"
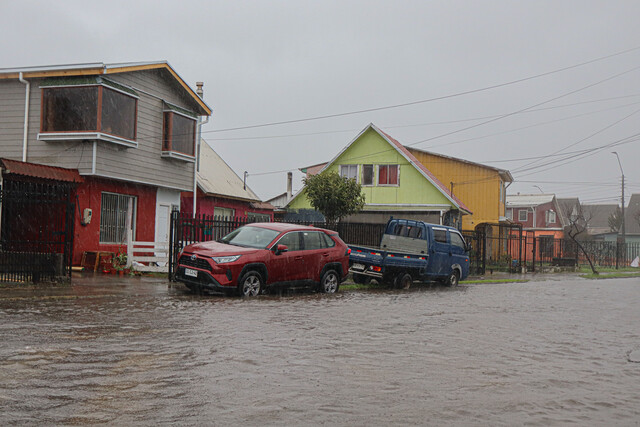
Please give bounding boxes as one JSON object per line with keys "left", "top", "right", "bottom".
{"left": 611, "top": 152, "right": 625, "bottom": 242}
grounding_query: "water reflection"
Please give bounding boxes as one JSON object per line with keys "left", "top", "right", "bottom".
{"left": 1, "top": 275, "right": 639, "bottom": 425}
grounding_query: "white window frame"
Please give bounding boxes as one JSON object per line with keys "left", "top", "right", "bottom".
{"left": 99, "top": 192, "right": 137, "bottom": 244}
{"left": 506, "top": 208, "right": 513, "bottom": 220}
{"left": 214, "top": 207, "right": 235, "bottom": 219}
{"left": 518, "top": 209, "right": 528, "bottom": 222}
{"left": 339, "top": 164, "right": 358, "bottom": 181}
{"left": 377, "top": 164, "right": 400, "bottom": 187}
{"left": 361, "top": 164, "right": 374, "bottom": 186}
{"left": 546, "top": 210, "right": 556, "bottom": 224}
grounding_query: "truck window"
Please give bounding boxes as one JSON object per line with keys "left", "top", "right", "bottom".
{"left": 433, "top": 229, "right": 447, "bottom": 243}
{"left": 450, "top": 232, "right": 465, "bottom": 250}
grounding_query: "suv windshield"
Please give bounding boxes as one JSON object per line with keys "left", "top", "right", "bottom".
{"left": 221, "top": 226, "right": 280, "bottom": 249}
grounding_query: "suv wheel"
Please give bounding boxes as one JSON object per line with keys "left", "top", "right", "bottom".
{"left": 238, "top": 271, "right": 263, "bottom": 297}
{"left": 320, "top": 269, "right": 339, "bottom": 294}
{"left": 395, "top": 273, "right": 412, "bottom": 289}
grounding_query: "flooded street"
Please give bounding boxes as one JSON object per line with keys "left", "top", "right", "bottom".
{"left": 1, "top": 275, "right": 639, "bottom": 426}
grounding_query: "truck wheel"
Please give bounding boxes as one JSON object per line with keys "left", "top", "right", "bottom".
{"left": 320, "top": 269, "right": 339, "bottom": 293}
{"left": 353, "top": 274, "right": 370, "bottom": 285}
{"left": 446, "top": 270, "right": 460, "bottom": 287}
{"left": 395, "top": 273, "right": 413, "bottom": 289}
{"left": 238, "top": 271, "right": 263, "bottom": 297}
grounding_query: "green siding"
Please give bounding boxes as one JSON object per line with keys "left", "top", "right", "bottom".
{"left": 288, "top": 128, "right": 454, "bottom": 210}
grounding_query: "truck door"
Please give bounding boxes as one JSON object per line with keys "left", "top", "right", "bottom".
{"left": 428, "top": 227, "right": 450, "bottom": 277}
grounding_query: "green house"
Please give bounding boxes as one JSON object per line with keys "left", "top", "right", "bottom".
{"left": 286, "top": 124, "right": 471, "bottom": 227}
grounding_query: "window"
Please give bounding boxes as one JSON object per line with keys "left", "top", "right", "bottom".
{"left": 276, "top": 232, "right": 302, "bottom": 251}
{"left": 339, "top": 164, "right": 358, "bottom": 181}
{"left": 214, "top": 207, "right": 234, "bottom": 219}
{"left": 546, "top": 210, "right": 556, "bottom": 224}
{"left": 247, "top": 212, "right": 270, "bottom": 222}
{"left": 518, "top": 209, "right": 528, "bottom": 222}
{"left": 433, "top": 229, "right": 448, "bottom": 243}
{"left": 163, "top": 111, "right": 196, "bottom": 159}
{"left": 302, "top": 231, "right": 327, "bottom": 250}
{"left": 41, "top": 85, "right": 137, "bottom": 145}
{"left": 506, "top": 208, "right": 513, "bottom": 220}
{"left": 450, "top": 232, "right": 466, "bottom": 250}
{"left": 378, "top": 165, "right": 398, "bottom": 186}
{"left": 100, "top": 192, "right": 137, "bottom": 244}
{"left": 362, "top": 164, "right": 374, "bottom": 186}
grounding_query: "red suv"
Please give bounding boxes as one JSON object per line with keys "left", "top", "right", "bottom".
{"left": 175, "top": 223, "right": 350, "bottom": 296}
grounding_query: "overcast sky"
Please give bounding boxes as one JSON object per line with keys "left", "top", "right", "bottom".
{"left": 2, "top": 1, "right": 639, "bottom": 205}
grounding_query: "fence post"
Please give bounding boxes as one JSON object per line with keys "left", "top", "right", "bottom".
{"left": 531, "top": 235, "right": 536, "bottom": 273}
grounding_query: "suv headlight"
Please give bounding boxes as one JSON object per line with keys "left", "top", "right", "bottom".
{"left": 212, "top": 255, "right": 241, "bottom": 264}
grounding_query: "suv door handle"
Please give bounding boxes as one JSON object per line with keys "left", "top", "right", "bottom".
{"left": 322, "top": 252, "right": 330, "bottom": 257}
{"left": 294, "top": 256, "right": 304, "bottom": 261}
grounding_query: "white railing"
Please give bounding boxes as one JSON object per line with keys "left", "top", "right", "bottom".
{"left": 126, "top": 230, "right": 169, "bottom": 273}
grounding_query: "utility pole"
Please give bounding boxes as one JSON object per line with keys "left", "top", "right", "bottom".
{"left": 612, "top": 152, "right": 625, "bottom": 242}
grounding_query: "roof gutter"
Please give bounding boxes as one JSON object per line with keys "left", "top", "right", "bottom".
{"left": 18, "top": 72, "right": 30, "bottom": 162}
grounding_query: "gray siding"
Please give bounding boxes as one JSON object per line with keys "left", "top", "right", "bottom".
{"left": 0, "top": 69, "right": 203, "bottom": 191}
{"left": 0, "top": 80, "right": 29, "bottom": 160}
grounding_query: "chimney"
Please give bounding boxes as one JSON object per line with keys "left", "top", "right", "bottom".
{"left": 287, "top": 172, "right": 293, "bottom": 200}
{"left": 196, "top": 81, "right": 204, "bottom": 98}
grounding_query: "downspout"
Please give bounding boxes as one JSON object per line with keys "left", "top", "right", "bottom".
{"left": 18, "top": 72, "right": 30, "bottom": 162}
{"left": 193, "top": 82, "right": 209, "bottom": 218}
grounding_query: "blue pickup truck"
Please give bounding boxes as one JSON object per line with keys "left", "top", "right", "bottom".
{"left": 348, "top": 218, "right": 471, "bottom": 288}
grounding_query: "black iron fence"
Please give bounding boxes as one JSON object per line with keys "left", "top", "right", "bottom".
{"left": 0, "top": 179, "right": 75, "bottom": 284}
{"left": 168, "top": 211, "right": 386, "bottom": 278}
{"left": 168, "top": 210, "right": 640, "bottom": 279}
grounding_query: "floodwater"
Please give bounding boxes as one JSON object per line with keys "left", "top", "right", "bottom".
{"left": 1, "top": 275, "right": 639, "bottom": 426}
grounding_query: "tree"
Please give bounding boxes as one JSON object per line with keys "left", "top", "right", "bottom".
{"left": 303, "top": 171, "right": 365, "bottom": 227}
{"left": 564, "top": 204, "right": 598, "bottom": 275}
{"left": 607, "top": 206, "right": 623, "bottom": 232}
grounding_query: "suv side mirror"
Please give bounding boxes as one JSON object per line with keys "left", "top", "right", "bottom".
{"left": 275, "top": 244, "right": 288, "bottom": 255}
{"left": 465, "top": 242, "right": 473, "bottom": 253}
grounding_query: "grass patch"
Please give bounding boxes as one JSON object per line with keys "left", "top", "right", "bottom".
{"left": 580, "top": 271, "right": 640, "bottom": 280}
{"left": 577, "top": 266, "right": 638, "bottom": 273}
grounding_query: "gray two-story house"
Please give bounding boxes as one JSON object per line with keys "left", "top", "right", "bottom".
{"left": 0, "top": 61, "right": 211, "bottom": 266}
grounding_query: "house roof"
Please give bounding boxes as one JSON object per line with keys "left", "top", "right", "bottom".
{"left": 556, "top": 197, "right": 580, "bottom": 227}
{"left": 197, "top": 141, "right": 264, "bottom": 204}
{"left": 0, "top": 61, "right": 211, "bottom": 116}
{"left": 582, "top": 203, "right": 618, "bottom": 235}
{"left": 308, "top": 123, "right": 471, "bottom": 214}
{"left": 0, "top": 158, "right": 83, "bottom": 183}
{"left": 506, "top": 194, "right": 555, "bottom": 207}
{"left": 406, "top": 146, "right": 514, "bottom": 182}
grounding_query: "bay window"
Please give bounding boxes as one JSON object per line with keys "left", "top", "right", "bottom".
{"left": 40, "top": 82, "right": 137, "bottom": 147}
{"left": 162, "top": 105, "right": 197, "bottom": 161}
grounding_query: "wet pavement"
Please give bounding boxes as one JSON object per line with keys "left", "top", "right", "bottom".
{"left": 1, "top": 273, "right": 639, "bottom": 426}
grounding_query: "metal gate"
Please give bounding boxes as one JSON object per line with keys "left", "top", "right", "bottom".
{"left": 0, "top": 179, "right": 76, "bottom": 283}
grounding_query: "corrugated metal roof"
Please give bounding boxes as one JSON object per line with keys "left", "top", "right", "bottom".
{"left": 0, "top": 158, "right": 83, "bottom": 183}
{"left": 506, "top": 194, "right": 555, "bottom": 207}
{"left": 197, "top": 142, "right": 262, "bottom": 202}
{"left": 250, "top": 201, "right": 276, "bottom": 210}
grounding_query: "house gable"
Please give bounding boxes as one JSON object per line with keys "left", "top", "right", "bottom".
{"left": 288, "top": 124, "right": 469, "bottom": 215}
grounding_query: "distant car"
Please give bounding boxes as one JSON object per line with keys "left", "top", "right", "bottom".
{"left": 175, "top": 223, "right": 350, "bottom": 296}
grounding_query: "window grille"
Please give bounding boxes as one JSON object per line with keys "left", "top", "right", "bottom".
{"left": 99, "top": 192, "right": 136, "bottom": 244}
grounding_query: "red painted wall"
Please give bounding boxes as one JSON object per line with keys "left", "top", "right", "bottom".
{"left": 73, "top": 177, "right": 156, "bottom": 265}
{"left": 181, "top": 189, "right": 274, "bottom": 219}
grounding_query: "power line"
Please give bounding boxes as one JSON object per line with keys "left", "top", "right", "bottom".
{"left": 204, "top": 45, "right": 640, "bottom": 134}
